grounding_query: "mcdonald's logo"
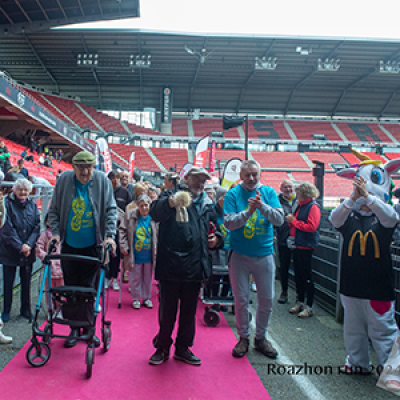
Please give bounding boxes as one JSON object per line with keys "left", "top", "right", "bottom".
{"left": 348, "top": 230, "right": 380, "bottom": 259}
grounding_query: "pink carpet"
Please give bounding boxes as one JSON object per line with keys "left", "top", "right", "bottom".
{"left": 0, "top": 282, "right": 270, "bottom": 400}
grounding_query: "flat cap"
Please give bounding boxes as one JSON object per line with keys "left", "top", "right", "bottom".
{"left": 72, "top": 151, "right": 96, "bottom": 165}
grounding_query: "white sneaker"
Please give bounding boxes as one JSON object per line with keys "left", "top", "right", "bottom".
{"left": 251, "top": 282, "right": 257, "bottom": 292}
{"left": 112, "top": 279, "right": 120, "bottom": 291}
{"left": 132, "top": 300, "right": 141, "bottom": 309}
{"left": 104, "top": 279, "right": 110, "bottom": 289}
{"left": 0, "top": 329, "right": 12, "bottom": 344}
{"left": 143, "top": 299, "right": 153, "bottom": 308}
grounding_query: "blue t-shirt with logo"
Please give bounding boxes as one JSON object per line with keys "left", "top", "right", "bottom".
{"left": 133, "top": 215, "right": 153, "bottom": 264}
{"left": 224, "top": 184, "right": 280, "bottom": 257}
{"left": 65, "top": 179, "right": 96, "bottom": 248}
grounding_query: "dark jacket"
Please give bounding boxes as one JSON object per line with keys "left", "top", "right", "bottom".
{"left": 294, "top": 200, "right": 320, "bottom": 249}
{"left": 114, "top": 185, "right": 132, "bottom": 212}
{"left": 276, "top": 193, "right": 297, "bottom": 246}
{"left": 0, "top": 192, "right": 41, "bottom": 265}
{"left": 150, "top": 187, "right": 223, "bottom": 282}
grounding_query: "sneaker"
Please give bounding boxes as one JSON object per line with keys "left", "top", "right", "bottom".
{"left": 104, "top": 279, "right": 110, "bottom": 289}
{"left": 385, "top": 380, "right": 400, "bottom": 391}
{"left": 0, "top": 329, "right": 12, "bottom": 344}
{"left": 339, "top": 364, "right": 371, "bottom": 375}
{"left": 254, "top": 338, "right": 278, "bottom": 359}
{"left": 298, "top": 305, "right": 313, "bottom": 318}
{"left": 132, "top": 300, "right": 141, "bottom": 309}
{"left": 289, "top": 302, "right": 304, "bottom": 314}
{"left": 278, "top": 292, "right": 288, "bottom": 304}
{"left": 112, "top": 279, "right": 120, "bottom": 291}
{"left": 143, "top": 299, "right": 153, "bottom": 308}
{"left": 232, "top": 337, "right": 249, "bottom": 358}
{"left": 250, "top": 282, "right": 257, "bottom": 292}
{"left": 174, "top": 348, "right": 201, "bottom": 365}
{"left": 149, "top": 348, "right": 169, "bottom": 365}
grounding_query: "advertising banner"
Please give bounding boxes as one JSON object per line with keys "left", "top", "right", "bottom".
{"left": 220, "top": 158, "right": 242, "bottom": 189}
{"left": 95, "top": 138, "right": 112, "bottom": 174}
{"left": 129, "top": 151, "right": 135, "bottom": 178}
{"left": 161, "top": 87, "right": 172, "bottom": 124}
{"left": 193, "top": 136, "right": 209, "bottom": 168}
{"left": 209, "top": 140, "right": 216, "bottom": 172}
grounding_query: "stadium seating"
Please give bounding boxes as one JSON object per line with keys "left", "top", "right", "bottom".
{"left": 172, "top": 118, "right": 190, "bottom": 136}
{"left": 303, "top": 152, "right": 348, "bottom": 171}
{"left": 248, "top": 120, "right": 291, "bottom": 140}
{"left": 192, "top": 119, "right": 240, "bottom": 139}
{"left": 340, "top": 151, "right": 387, "bottom": 165}
{"left": 151, "top": 147, "right": 189, "bottom": 172}
{"left": 260, "top": 171, "right": 291, "bottom": 191}
{"left": 109, "top": 143, "right": 161, "bottom": 172}
{"left": 205, "top": 149, "right": 246, "bottom": 169}
{"left": 252, "top": 151, "right": 309, "bottom": 169}
{"left": 287, "top": 121, "right": 342, "bottom": 142}
{"left": 335, "top": 122, "right": 394, "bottom": 144}
{"left": 383, "top": 152, "right": 400, "bottom": 161}
{"left": 381, "top": 124, "right": 400, "bottom": 142}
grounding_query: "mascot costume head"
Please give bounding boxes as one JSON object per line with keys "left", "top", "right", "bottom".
{"left": 336, "top": 148, "right": 400, "bottom": 214}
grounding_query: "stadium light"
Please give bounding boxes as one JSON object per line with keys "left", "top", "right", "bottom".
{"left": 76, "top": 53, "right": 98, "bottom": 67}
{"left": 184, "top": 46, "right": 213, "bottom": 65}
{"left": 129, "top": 54, "right": 151, "bottom": 68}
{"left": 317, "top": 58, "right": 340, "bottom": 72}
{"left": 296, "top": 46, "right": 312, "bottom": 55}
{"left": 379, "top": 60, "right": 400, "bottom": 74}
{"left": 254, "top": 56, "right": 277, "bottom": 70}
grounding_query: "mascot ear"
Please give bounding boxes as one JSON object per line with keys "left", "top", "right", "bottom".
{"left": 384, "top": 158, "right": 400, "bottom": 175}
{"left": 337, "top": 168, "right": 357, "bottom": 180}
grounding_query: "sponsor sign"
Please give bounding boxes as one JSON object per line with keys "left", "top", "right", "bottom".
{"left": 161, "top": 87, "right": 172, "bottom": 124}
{"left": 193, "top": 136, "right": 209, "bottom": 168}
{"left": 221, "top": 158, "right": 242, "bottom": 189}
{"left": 95, "top": 138, "right": 113, "bottom": 174}
{"left": 129, "top": 151, "right": 135, "bottom": 178}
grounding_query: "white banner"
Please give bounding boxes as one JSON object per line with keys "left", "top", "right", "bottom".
{"left": 193, "top": 136, "right": 209, "bottom": 168}
{"left": 221, "top": 158, "right": 242, "bottom": 189}
{"left": 95, "top": 138, "right": 112, "bottom": 174}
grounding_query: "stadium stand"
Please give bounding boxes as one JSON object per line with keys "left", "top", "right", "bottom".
{"left": 151, "top": 147, "right": 189, "bottom": 172}
{"left": 251, "top": 151, "right": 309, "bottom": 169}
{"left": 383, "top": 152, "right": 400, "bottom": 160}
{"left": 109, "top": 143, "right": 161, "bottom": 172}
{"left": 335, "top": 122, "right": 394, "bottom": 144}
{"left": 381, "top": 123, "right": 400, "bottom": 142}
{"left": 192, "top": 119, "right": 240, "bottom": 139}
{"left": 205, "top": 149, "right": 246, "bottom": 168}
{"left": 248, "top": 120, "right": 291, "bottom": 140}
{"left": 287, "top": 121, "right": 343, "bottom": 142}
{"left": 303, "top": 152, "right": 348, "bottom": 171}
{"left": 340, "top": 151, "right": 387, "bottom": 165}
{"left": 171, "top": 118, "right": 190, "bottom": 137}
{"left": 260, "top": 171, "right": 291, "bottom": 191}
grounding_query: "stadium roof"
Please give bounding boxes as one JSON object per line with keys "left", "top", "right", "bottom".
{"left": 1, "top": 29, "right": 400, "bottom": 118}
{"left": 0, "top": 1, "right": 140, "bottom": 36}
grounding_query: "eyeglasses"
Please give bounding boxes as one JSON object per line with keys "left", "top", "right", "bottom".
{"left": 75, "top": 164, "right": 94, "bottom": 170}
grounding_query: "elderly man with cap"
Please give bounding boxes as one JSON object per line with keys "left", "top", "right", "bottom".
{"left": 48, "top": 151, "right": 117, "bottom": 348}
{"left": 149, "top": 166, "right": 223, "bottom": 366}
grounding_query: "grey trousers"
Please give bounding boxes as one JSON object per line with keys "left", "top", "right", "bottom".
{"left": 341, "top": 294, "right": 398, "bottom": 369}
{"left": 129, "top": 262, "right": 153, "bottom": 301}
{"left": 229, "top": 251, "right": 275, "bottom": 340}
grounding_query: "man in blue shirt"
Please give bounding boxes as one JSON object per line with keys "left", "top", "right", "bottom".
{"left": 224, "top": 160, "right": 284, "bottom": 359}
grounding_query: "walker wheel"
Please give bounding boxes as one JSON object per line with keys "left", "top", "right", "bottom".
{"left": 26, "top": 342, "right": 51, "bottom": 367}
{"left": 204, "top": 309, "right": 220, "bottom": 327}
{"left": 86, "top": 345, "right": 95, "bottom": 378}
{"left": 102, "top": 327, "right": 111, "bottom": 353}
{"left": 43, "top": 324, "right": 52, "bottom": 344}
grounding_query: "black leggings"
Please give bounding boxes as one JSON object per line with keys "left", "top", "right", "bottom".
{"left": 293, "top": 248, "right": 314, "bottom": 307}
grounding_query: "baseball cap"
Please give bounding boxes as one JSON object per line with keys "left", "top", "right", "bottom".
{"left": 72, "top": 151, "right": 96, "bottom": 165}
{"left": 186, "top": 166, "right": 211, "bottom": 180}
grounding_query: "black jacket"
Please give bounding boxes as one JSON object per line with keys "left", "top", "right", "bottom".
{"left": 150, "top": 188, "right": 223, "bottom": 282}
{"left": 275, "top": 193, "right": 297, "bottom": 246}
{"left": 0, "top": 193, "right": 41, "bottom": 265}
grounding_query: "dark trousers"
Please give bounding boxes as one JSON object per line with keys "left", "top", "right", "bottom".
{"left": 154, "top": 280, "right": 201, "bottom": 351}
{"left": 61, "top": 242, "right": 100, "bottom": 327}
{"left": 278, "top": 245, "right": 292, "bottom": 294}
{"left": 211, "top": 275, "right": 230, "bottom": 297}
{"left": 293, "top": 248, "right": 314, "bottom": 307}
{"left": 3, "top": 264, "right": 33, "bottom": 314}
{"left": 107, "top": 234, "right": 120, "bottom": 279}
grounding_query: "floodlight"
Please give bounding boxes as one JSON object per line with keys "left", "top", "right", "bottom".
{"left": 254, "top": 56, "right": 277, "bottom": 70}
{"left": 380, "top": 60, "right": 400, "bottom": 74}
{"left": 317, "top": 58, "right": 340, "bottom": 72}
{"left": 76, "top": 53, "right": 99, "bottom": 67}
{"left": 129, "top": 54, "right": 151, "bottom": 68}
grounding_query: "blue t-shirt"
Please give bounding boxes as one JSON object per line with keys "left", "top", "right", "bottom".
{"left": 224, "top": 184, "right": 281, "bottom": 257}
{"left": 133, "top": 215, "right": 153, "bottom": 264}
{"left": 217, "top": 214, "right": 230, "bottom": 250}
{"left": 65, "top": 179, "right": 96, "bottom": 248}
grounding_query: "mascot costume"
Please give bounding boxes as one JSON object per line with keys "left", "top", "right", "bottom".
{"left": 329, "top": 149, "right": 400, "bottom": 388}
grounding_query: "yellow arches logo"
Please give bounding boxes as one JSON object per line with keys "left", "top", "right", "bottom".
{"left": 348, "top": 230, "right": 380, "bottom": 258}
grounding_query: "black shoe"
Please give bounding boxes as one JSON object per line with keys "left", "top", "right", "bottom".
{"left": 82, "top": 328, "right": 101, "bottom": 348}
{"left": 64, "top": 328, "right": 80, "bottom": 348}
{"left": 278, "top": 293, "right": 288, "bottom": 304}
{"left": 20, "top": 309, "right": 33, "bottom": 320}
{"left": 149, "top": 348, "right": 169, "bottom": 365}
{"left": 174, "top": 348, "right": 201, "bottom": 365}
